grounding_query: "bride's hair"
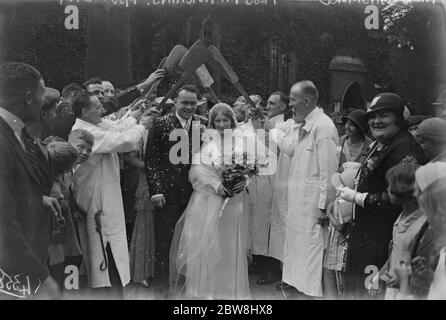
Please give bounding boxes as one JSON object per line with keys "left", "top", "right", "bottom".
{"left": 208, "top": 103, "right": 238, "bottom": 129}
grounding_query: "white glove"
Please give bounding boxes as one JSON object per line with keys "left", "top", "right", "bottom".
{"left": 337, "top": 186, "right": 356, "bottom": 202}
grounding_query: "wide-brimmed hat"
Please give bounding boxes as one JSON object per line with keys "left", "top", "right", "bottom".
{"left": 342, "top": 109, "right": 368, "bottom": 135}
{"left": 366, "top": 92, "right": 405, "bottom": 120}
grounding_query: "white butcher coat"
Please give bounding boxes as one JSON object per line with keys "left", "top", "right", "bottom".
{"left": 242, "top": 115, "right": 282, "bottom": 256}
{"left": 268, "top": 118, "right": 298, "bottom": 262}
{"left": 282, "top": 107, "right": 339, "bottom": 297}
{"left": 71, "top": 117, "right": 145, "bottom": 288}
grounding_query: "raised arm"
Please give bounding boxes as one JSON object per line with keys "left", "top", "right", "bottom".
{"left": 101, "top": 69, "right": 166, "bottom": 116}
{"left": 92, "top": 118, "right": 145, "bottom": 154}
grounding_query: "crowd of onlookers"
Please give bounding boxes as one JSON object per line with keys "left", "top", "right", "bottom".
{"left": 1, "top": 60, "right": 446, "bottom": 300}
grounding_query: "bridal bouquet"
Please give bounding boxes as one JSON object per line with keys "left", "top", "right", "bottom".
{"left": 218, "top": 150, "right": 257, "bottom": 217}
{"left": 221, "top": 160, "right": 257, "bottom": 196}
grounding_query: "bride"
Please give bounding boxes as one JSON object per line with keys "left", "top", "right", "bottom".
{"left": 169, "top": 103, "right": 253, "bottom": 299}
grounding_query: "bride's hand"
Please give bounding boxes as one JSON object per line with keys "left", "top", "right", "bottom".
{"left": 217, "top": 184, "right": 231, "bottom": 197}
{"left": 232, "top": 179, "right": 247, "bottom": 194}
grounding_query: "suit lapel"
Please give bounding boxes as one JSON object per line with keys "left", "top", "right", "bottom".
{"left": 0, "top": 117, "right": 41, "bottom": 186}
{"left": 171, "top": 113, "right": 184, "bottom": 131}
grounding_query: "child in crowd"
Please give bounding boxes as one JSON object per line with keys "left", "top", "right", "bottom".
{"left": 394, "top": 163, "right": 446, "bottom": 299}
{"left": 371, "top": 159, "right": 428, "bottom": 299}
{"left": 45, "top": 140, "right": 81, "bottom": 290}
{"left": 66, "top": 129, "right": 94, "bottom": 289}
{"left": 68, "top": 129, "right": 94, "bottom": 172}
{"left": 323, "top": 162, "right": 360, "bottom": 298}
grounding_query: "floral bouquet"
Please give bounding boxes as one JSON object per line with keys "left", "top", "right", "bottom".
{"left": 218, "top": 150, "right": 257, "bottom": 217}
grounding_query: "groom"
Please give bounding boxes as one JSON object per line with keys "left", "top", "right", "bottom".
{"left": 145, "top": 84, "right": 207, "bottom": 295}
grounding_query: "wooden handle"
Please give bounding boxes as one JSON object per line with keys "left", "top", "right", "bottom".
{"left": 157, "top": 73, "right": 188, "bottom": 111}
{"left": 233, "top": 81, "right": 256, "bottom": 108}
{"left": 205, "top": 87, "right": 221, "bottom": 104}
{"left": 144, "top": 78, "right": 162, "bottom": 101}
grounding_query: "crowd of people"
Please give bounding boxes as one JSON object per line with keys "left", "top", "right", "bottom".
{"left": 1, "top": 61, "right": 446, "bottom": 300}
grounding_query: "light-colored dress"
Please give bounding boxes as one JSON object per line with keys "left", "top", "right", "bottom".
{"left": 170, "top": 135, "right": 250, "bottom": 300}
{"left": 129, "top": 173, "right": 155, "bottom": 283}
{"left": 385, "top": 209, "right": 427, "bottom": 300}
{"left": 268, "top": 118, "right": 297, "bottom": 262}
{"left": 248, "top": 114, "right": 284, "bottom": 256}
{"left": 129, "top": 131, "right": 156, "bottom": 284}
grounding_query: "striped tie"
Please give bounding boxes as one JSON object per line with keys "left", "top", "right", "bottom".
{"left": 298, "top": 120, "right": 306, "bottom": 140}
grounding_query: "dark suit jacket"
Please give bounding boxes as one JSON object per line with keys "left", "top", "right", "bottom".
{"left": 145, "top": 113, "right": 207, "bottom": 209}
{"left": 0, "top": 118, "right": 50, "bottom": 296}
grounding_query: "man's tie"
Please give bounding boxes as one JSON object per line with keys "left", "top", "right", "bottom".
{"left": 184, "top": 119, "right": 191, "bottom": 133}
{"left": 298, "top": 120, "right": 306, "bottom": 141}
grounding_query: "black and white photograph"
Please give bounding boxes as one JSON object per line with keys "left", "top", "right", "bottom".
{"left": 0, "top": 0, "right": 446, "bottom": 304}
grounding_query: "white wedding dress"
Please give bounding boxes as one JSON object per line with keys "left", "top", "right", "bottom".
{"left": 169, "top": 135, "right": 250, "bottom": 300}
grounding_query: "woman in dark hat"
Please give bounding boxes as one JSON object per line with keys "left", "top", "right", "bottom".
{"left": 322, "top": 109, "right": 372, "bottom": 298}
{"left": 337, "top": 92, "right": 426, "bottom": 299}
{"left": 339, "top": 109, "right": 373, "bottom": 170}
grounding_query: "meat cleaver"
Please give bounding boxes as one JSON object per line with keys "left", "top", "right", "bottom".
{"left": 207, "top": 45, "right": 256, "bottom": 108}
{"left": 194, "top": 64, "right": 220, "bottom": 104}
{"left": 157, "top": 39, "right": 212, "bottom": 111}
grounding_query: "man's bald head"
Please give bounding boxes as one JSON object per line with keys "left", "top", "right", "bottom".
{"left": 291, "top": 81, "right": 319, "bottom": 102}
{"left": 289, "top": 80, "right": 319, "bottom": 120}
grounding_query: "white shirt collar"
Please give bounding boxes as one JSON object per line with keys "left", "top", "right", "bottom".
{"left": 300, "top": 107, "right": 323, "bottom": 132}
{"left": 75, "top": 117, "right": 98, "bottom": 128}
{"left": 175, "top": 112, "right": 190, "bottom": 129}
{"left": 270, "top": 113, "right": 284, "bottom": 125}
{"left": 304, "top": 107, "right": 321, "bottom": 124}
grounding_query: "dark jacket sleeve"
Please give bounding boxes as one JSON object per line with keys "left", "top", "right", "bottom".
{"left": 410, "top": 224, "right": 438, "bottom": 299}
{"left": 363, "top": 132, "right": 426, "bottom": 217}
{"left": 145, "top": 117, "right": 166, "bottom": 196}
{"left": 0, "top": 145, "right": 49, "bottom": 290}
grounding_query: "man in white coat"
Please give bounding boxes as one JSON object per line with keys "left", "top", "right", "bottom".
{"left": 283, "top": 81, "right": 339, "bottom": 297}
{"left": 256, "top": 91, "right": 290, "bottom": 285}
{"left": 70, "top": 90, "right": 156, "bottom": 298}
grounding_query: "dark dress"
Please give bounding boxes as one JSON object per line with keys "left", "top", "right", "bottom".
{"left": 145, "top": 113, "right": 207, "bottom": 291}
{"left": 344, "top": 130, "right": 426, "bottom": 299}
